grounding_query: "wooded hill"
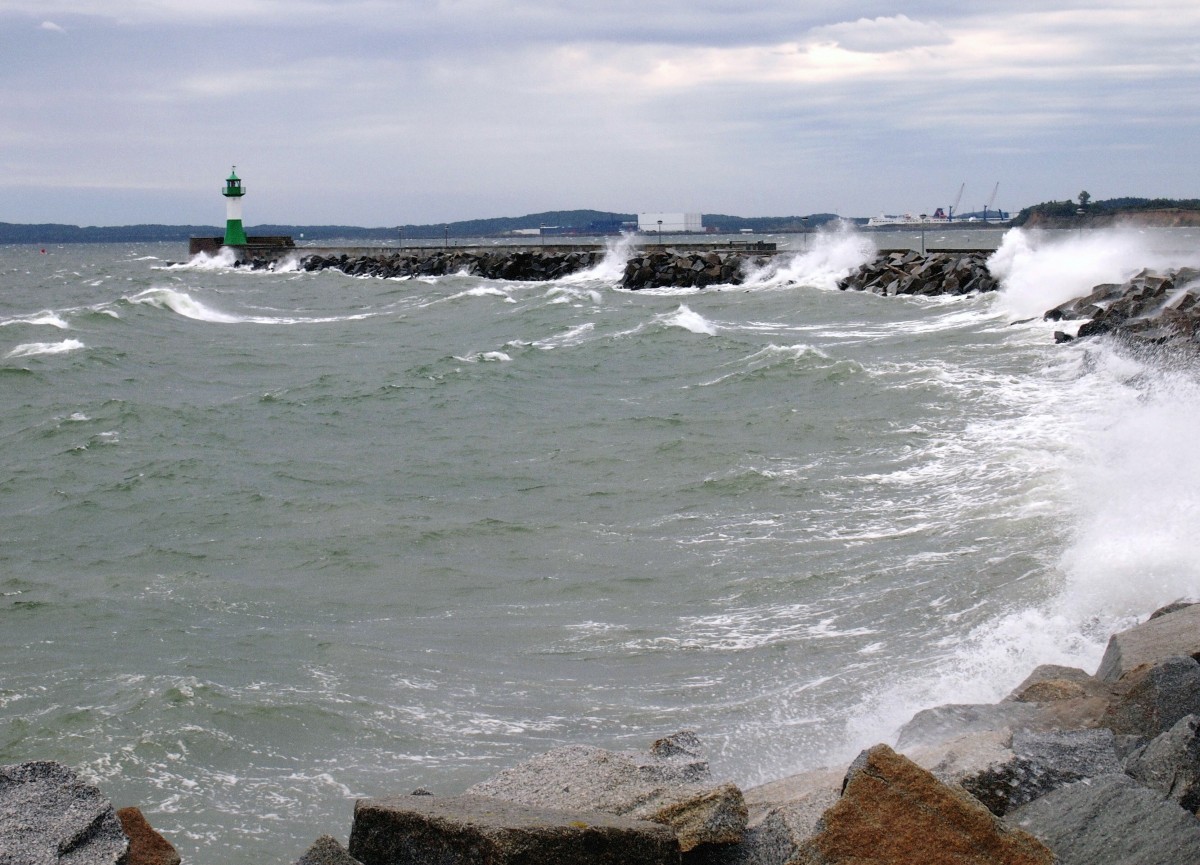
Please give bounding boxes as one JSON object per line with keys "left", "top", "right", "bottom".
{"left": 0, "top": 211, "right": 840, "bottom": 244}
{"left": 1012, "top": 197, "right": 1200, "bottom": 227}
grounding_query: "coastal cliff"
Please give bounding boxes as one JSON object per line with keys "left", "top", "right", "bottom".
{"left": 1023, "top": 208, "right": 1200, "bottom": 229}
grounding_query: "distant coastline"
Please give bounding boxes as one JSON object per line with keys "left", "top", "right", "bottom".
{"left": 0, "top": 211, "right": 837, "bottom": 245}
{"left": 1012, "top": 196, "right": 1200, "bottom": 229}
{"left": 1021, "top": 208, "right": 1200, "bottom": 229}
{"left": 6, "top": 198, "right": 1200, "bottom": 244}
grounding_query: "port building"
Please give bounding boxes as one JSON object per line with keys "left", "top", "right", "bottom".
{"left": 637, "top": 213, "right": 704, "bottom": 233}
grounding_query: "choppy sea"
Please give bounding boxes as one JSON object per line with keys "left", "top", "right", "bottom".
{"left": 3, "top": 226, "right": 1200, "bottom": 862}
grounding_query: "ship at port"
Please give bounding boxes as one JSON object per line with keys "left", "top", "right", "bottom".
{"left": 866, "top": 210, "right": 952, "bottom": 227}
{"left": 865, "top": 182, "right": 1009, "bottom": 227}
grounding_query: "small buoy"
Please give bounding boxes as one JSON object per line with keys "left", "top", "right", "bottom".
{"left": 40, "top": 248, "right": 47, "bottom": 254}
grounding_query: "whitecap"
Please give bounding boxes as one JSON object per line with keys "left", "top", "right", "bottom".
{"left": 452, "top": 351, "right": 513, "bottom": 363}
{"left": 126, "top": 287, "right": 376, "bottom": 325}
{"left": 659, "top": 304, "right": 717, "bottom": 335}
{"left": 6, "top": 338, "right": 84, "bottom": 358}
{"left": 1, "top": 311, "right": 70, "bottom": 329}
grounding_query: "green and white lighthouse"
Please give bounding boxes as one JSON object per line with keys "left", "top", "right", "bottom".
{"left": 221, "top": 167, "right": 248, "bottom": 246}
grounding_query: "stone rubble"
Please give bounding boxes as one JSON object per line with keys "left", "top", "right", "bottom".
{"left": 1045, "top": 266, "right": 1200, "bottom": 350}
{"left": 836, "top": 251, "right": 999, "bottom": 296}
{"left": 297, "top": 249, "right": 604, "bottom": 281}
{"left": 348, "top": 794, "right": 680, "bottom": 865}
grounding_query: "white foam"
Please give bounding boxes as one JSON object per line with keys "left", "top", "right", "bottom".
{"left": 844, "top": 326, "right": 1200, "bottom": 754}
{"left": 452, "top": 351, "right": 513, "bottom": 363}
{"left": 659, "top": 304, "right": 717, "bottom": 335}
{"left": 558, "top": 233, "right": 640, "bottom": 284}
{"left": 990, "top": 226, "right": 1200, "bottom": 321}
{"left": 1, "top": 311, "right": 70, "bottom": 329}
{"left": 163, "top": 247, "right": 240, "bottom": 271}
{"left": 740, "top": 221, "right": 877, "bottom": 291}
{"left": 448, "top": 286, "right": 514, "bottom": 303}
{"left": 6, "top": 338, "right": 84, "bottom": 358}
{"left": 126, "top": 287, "right": 375, "bottom": 325}
{"left": 532, "top": 322, "right": 596, "bottom": 349}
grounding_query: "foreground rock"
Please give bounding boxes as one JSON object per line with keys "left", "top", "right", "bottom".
{"left": 1045, "top": 266, "right": 1200, "bottom": 350}
{"left": 466, "top": 731, "right": 747, "bottom": 852}
{"left": 1095, "top": 601, "right": 1200, "bottom": 682}
{"left": 116, "top": 807, "right": 180, "bottom": 865}
{"left": 1124, "top": 714, "right": 1200, "bottom": 812}
{"left": 0, "top": 761, "right": 129, "bottom": 865}
{"left": 294, "top": 834, "right": 363, "bottom": 865}
{"left": 348, "top": 793, "right": 680, "bottom": 865}
{"left": 794, "top": 744, "right": 1053, "bottom": 864}
{"left": 837, "top": 251, "right": 998, "bottom": 296}
{"left": 1006, "top": 773, "right": 1200, "bottom": 864}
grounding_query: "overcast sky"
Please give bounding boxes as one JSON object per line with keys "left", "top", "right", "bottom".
{"left": 3, "top": 1, "right": 1198, "bottom": 226}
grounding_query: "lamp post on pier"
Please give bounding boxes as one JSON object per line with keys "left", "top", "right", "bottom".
{"left": 657, "top": 219, "right": 663, "bottom": 245}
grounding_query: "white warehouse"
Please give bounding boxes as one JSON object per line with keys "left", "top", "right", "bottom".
{"left": 637, "top": 213, "right": 704, "bottom": 234}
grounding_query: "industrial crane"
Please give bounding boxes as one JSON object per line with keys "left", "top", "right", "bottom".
{"left": 983, "top": 182, "right": 999, "bottom": 221}
{"left": 949, "top": 183, "right": 965, "bottom": 221}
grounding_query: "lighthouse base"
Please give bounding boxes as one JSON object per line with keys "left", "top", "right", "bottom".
{"left": 188, "top": 235, "right": 295, "bottom": 260}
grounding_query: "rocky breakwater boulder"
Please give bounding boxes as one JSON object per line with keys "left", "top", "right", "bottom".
{"left": 299, "top": 250, "right": 602, "bottom": 282}
{"left": 1045, "top": 266, "right": 1200, "bottom": 349}
{"left": 0, "top": 761, "right": 180, "bottom": 865}
{"left": 838, "top": 251, "right": 998, "bottom": 296}
{"left": 465, "top": 730, "right": 748, "bottom": 854}
{"left": 621, "top": 250, "right": 752, "bottom": 290}
{"left": 348, "top": 795, "right": 679, "bottom": 865}
{"left": 705, "top": 600, "right": 1200, "bottom": 865}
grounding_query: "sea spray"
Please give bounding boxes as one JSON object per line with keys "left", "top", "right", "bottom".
{"left": 844, "top": 228, "right": 1200, "bottom": 759}
{"left": 741, "top": 222, "right": 876, "bottom": 291}
{"left": 988, "top": 225, "right": 1200, "bottom": 321}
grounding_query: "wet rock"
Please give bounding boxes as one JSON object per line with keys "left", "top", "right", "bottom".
{"left": 1101, "top": 655, "right": 1200, "bottom": 738}
{"left": 301, "top": 250, "right": 602, "bottom": 282}
{"left": 1005, "top": 664, "right": 1116, "bottom": 704}
{"left": 1006, "top": 773, "right": 1200, "bottom": 865}
{"left": 905, "top": 729, "right": 1015, "bottom": 789}
{"left": 294, "top": 834, "right": 363, "bottom": 865}
{"left": 793, "top": 744, "right": 1053, "bottom": 864}
{"left": 621, "top": 251, "right": 750, "bottom": 289}
{"left": 1123, "top": 713, "right": 1200, "bottom": 811}
{"left": 0, "top": 761, "right": 129, "bottom": 865}
{"left": 1096, "top": 603, "right": 1200, "bottom": 682}
{"left": 466, "top": 731, "right": 746, "bottom": 852}
{"left": 895, "top": 702, "right": 1042, "bottom": 750}
{"left": 116, "top": 807, "right": 180, "bottom": 865}
{"left": 837, "top": 252, "right": 998, "bottom": 296}
{"left": 1047, "top": 267, "right": 1200, "bottom": 351}
{"left": 957, "top": 728, "right": 1122, "bottom": 816}
{"left": 693, "top": 768, "right": 846, "bottom": 865}
{"left": 348, "top": 793, "right": 680, "bottom": 865}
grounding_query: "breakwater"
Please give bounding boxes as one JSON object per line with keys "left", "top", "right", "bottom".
{"left": 281, "top": 245, "right": 1005, "bottom": 296}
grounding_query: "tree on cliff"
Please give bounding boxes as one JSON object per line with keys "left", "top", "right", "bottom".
{"left": 1078, "top": 190, "right": 1091, "bottom": 209}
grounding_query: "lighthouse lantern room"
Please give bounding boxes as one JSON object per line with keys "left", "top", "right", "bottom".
{"left": 221, "top": 167, "right": 248, "bottom": 246}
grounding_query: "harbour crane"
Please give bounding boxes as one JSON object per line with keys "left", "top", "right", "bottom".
{"left": 949, "top": 183, "right": 965, "bottom": 221}
{"left": 983, "top": 182, "right": 999, "bottom": 222}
